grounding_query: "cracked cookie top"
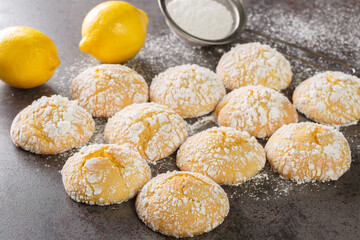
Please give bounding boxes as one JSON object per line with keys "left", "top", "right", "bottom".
{"left": 71, "top": 64, "right": 149, "bottom": 118}
{"left": 10, "top": 95, "right": 95, "bottom": 154}
{"left": 135, "top": 171, "right": 229, "bottom": 238}
{"left": 150, "top": 64, "right": 225, "bottom": 118}
{"left": 265, "top": 122, "right": 351, "bottom": 183}
{"left": 61, "top": 144, "right": 151, "bottom": 205}
{"left": 105, "top": 103, "right": 188, "bottom": 162}
{"left": 216, "top": 42, "right": 292, "bottom": 90}
{"left": 293, "top": 71, "right": 360, "bottom": 126}
{"left": 215, "top": 85, "right": 298, "bottom": 138}
{"left": 177, "top": 127, "right": 266, "bottom": 185}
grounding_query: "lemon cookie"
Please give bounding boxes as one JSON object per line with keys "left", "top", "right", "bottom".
{"left": 293, "top": 71, "right": 360, "bottom": 126}
{"left": 105, "top": 103, "right": 188, "bottom": 162}
{"left": 62, "top": 144, "right": 151, "bottom": 205}
{"left": 150, "top": 64, "right": 226, "bottom": 118}
{"left": 216, "top": 42, "right": 292, "bottom": 90}
{"left": 136, "top": 171, "right": 229, "bottom": 238}
{"left": 215, "top": 86, "right": 298, "bottom": 138}
{"left": 10, "top": 95, "right": 94, "bottom": 154}
{"left": 265, "top": 122, "right": 351, "bottom": 183}
{"left": 71, "top": 64, "right": 149, "bottom": 117}
{"left": 177, "top": 127, "right": 266, "bottom": 185}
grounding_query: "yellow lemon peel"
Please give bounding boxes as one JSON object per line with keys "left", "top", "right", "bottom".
{"left": 0, "top": 26, "right": 60, "bottom": 89}
{"left": 79, "top": 1, "right": 148, "bottom": 63}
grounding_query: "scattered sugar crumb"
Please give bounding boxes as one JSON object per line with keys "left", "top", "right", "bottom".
{"left": 34, "top": 26, "right": 358, "bottom": 201}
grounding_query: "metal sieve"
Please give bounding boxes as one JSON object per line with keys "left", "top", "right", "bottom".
{"left": 158, "top": 0, "right": 247, "bottom": 46}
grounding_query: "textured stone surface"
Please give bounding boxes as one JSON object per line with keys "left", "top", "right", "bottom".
{"left": 0, "top": 0, "right": 359, "bottom": 239}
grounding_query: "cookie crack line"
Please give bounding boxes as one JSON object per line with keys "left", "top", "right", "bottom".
{"left": 80, "top": 147, "right": 126, "bottom": 180}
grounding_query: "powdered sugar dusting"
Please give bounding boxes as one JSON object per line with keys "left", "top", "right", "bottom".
{"left": 167, "top": 0, "right": 234, "bottom": 40}
{"left": 217, "top": 42, "right": 292, "bottom": 90}
{"left": 293, "top": 71, "right": 360, "bottom": 126}
{"left": 226, "top": 168, "right": 292, "bottom": 201}
{"left": 177, "top": 127, "right": 266, "bottom": 185}
{"left": 187, "top": 114, "right": 217, "bottom": 136}
{"left": 246, "top": 0, "right": 360, "bottom": 68}
{"left": 105, "top": 103, "right": 188, "bottom": 162}
{"left": 150, "top": 64, "right": 225, "bottom": 118}
{"left": 61, "top": 144, "right": 151, "bottom": 205}
{"left": 216, "top": 85, "right": 298, "bottom": 138}
{"left": 10, "top": 95, "right": 95, "bottom": 154}
{"left": 135, "top": 171, "right": 229, "bottom": 238}
{"left": 30, "top": 23, "right": 357, "bottom": 206}
{"left": 86, "top": 118, "right": 107, "bottom": 146}
{"left": 265, "top": 122, "right": 351, "bottom": 183}
{"left": 71, "top": 64, "right": 149, "bottom": 118}
{"left": 124, "top": 32, "right": 224, "bottom": 81}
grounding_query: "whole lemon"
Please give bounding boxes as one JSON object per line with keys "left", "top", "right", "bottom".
{"left": 0, "top": 26, "right": 60, "bottom": 89}
{"left": 79, "top": 1, "right": 148, "bottom": 63}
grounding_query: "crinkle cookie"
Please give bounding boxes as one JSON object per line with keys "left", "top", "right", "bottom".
{"left": 136, "top": 171, "right": 229, "bottom": 238}
{"left": 105, "top": 103, "right": 188, "bottom": 162}
{"left": 293, "top": 71, "right": 360, "bottom": 126}
{"left": 215, "top": 85, "right": 298, "bottom": 138}
{"left": 150, "top": 64, "right": 225, "bottom": 118}
{"left": 10, "top": 95, "right": 94, "bottom": 154}
{"left": 217, "top": 42, "right": 292, "bottom": 90}
{"left": 62, "top": 144, "right": 151, "bottom": 205}
{"left": 177, "top": 127, "right": 266, "bottom": 185}
{"left": 71, "top": 64, "right": 148, "bottom": 117}
{"left": 265, "top": 122, "right": 351, "bottom": 183}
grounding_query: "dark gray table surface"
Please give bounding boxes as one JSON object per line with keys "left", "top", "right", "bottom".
{"left": 0, "top": 0, "right": 359, "bottom": 239}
